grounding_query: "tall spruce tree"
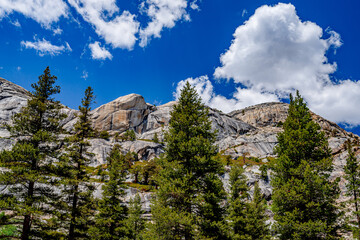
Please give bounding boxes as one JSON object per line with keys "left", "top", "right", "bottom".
{"left": 0, "top": 66, "right": 66, "bottom": 240}
{"left": 90, "top": 144, "right": 128, "bottom": 239}
{"left": 344, "top": 140, "right": 360, "bottom": 239}
{"left": 243, "top": 182, "right": 270, "bottom": 240}
{"left": 228, "top": 165, "right": 249, "bottom": 239}
{"left": 272, "top": 91, "right": 341, "bottom": 240}
{"left": 125, "top": 194, "right": 146, "bottom": 240}
{"left": 60, "top": 86, "right": 96, "bottom": 240}
{"left": 228, "top": 166, "right": 270, "bottom": 240}
{"left": 148, "top": 82, "right": 226, "bottom": 239}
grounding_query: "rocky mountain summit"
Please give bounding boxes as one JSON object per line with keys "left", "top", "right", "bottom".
{"left": 0, "top": 77, "right": 358, "bottom": 216}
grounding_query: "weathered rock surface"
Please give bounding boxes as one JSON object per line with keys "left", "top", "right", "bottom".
{"left": 92, "top": 94, "right": 150, "bottom": 132}
{"left": 230, "top": 102, "right": 350, "bottom": 138}
{"left": 1, "top": 77, "right": 359, "bottom": 238}
{"left": 0, "top": 78, "right": 29, "bottom": 136}
{"left": 230, "top": 102, "right": 288, "bottom": 128}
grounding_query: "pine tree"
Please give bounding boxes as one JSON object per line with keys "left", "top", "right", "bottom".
{"left": 228, "top": 166, "right": 270, "bottom": 240}
{"left": 243, "top": 182, "right": 270, "bottom": 240}
{"left": 272, "top": 91, "right": 341, "bottom": 240}
{"left": 153, "top": 132, "right": 159, "bottom": 143}
{"left": 60, "top": 86, "right": 96, "bottom": 240}
{"left": 148, "top": 82, "right": 226, "bottom": 239}
{"left": 125, "top": 194, "right": 145, "bottom": 240}
{"left": 90, "top": 144, "right": 128, "bottom": 239}
{"left": 344, "top": 140, "right": 360, "bottom": 239}
{"left": 0, "top": 66, "right": 66, "bottom": 240}
{"left": 227, "top": 165, "right": 249, "bottom": 239}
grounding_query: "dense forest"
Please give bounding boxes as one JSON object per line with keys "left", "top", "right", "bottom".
{"left": 0, "top": 67, "right": 360, "bottom": 240}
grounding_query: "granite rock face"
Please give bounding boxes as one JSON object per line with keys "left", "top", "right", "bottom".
{"left": 229, "top": 102, "right": 288, "bottom": 128}
{"left": 0, "top": 77, "right": 357, "bottom": 175}
{"left": 0, "top": 78, "right": 359, "bottom": 236}
{"left": 91, "top": 94, "right": 150, "bottom": 132}
{"left": 0, "top": 78, "right": 29, "bottom": 137}
{"left": 230, "top": 102, "right": 349, "bottom": 138}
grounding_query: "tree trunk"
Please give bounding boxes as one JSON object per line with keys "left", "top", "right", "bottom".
{"left": 69, "top": 184, "right": 79, "bottom": 240}
{"left": 353, "top": 184, "right": 360, "bottom": 240}
{"left": 21, "top": 181, "right": 34, "bottom": 240}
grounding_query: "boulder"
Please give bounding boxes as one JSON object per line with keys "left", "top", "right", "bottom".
{"left": 91, "top": 94, "right": 150, "bottom": 132}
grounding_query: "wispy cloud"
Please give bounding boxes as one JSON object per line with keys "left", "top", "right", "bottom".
{"left": 241, "top": 9, "right": 247, "bottom": 17}
{"left": 53, "top": 27, "right": 63, "bottom": 35}
{"left": 21, "top": 38, "right": 72, "bottom": 56}
{"left": 81, "top": 70, "right": 88, "bottom": 80}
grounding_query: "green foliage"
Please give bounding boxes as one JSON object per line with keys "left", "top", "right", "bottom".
{"left": 228, "top": 165, "right": 249, "bottom": 239}
{"left": 122, "top": 130, "right": 136, "bottom": 141}
{"left": 0, "top": 225, "right": 17, "bottom": 239}
{"left": 217, "top": 153, "right": 232, "bottom": 166}
{"left": 90, "top": 144, "right": 128, "bottom": 240}
{"left": 259, "top": 164, "right": 269, "bottom": 181}
{"left": 271, "top": 91, "right": 341, "bottom": 240}
{"left": 243, "top": 182, "right": 270, "bottom": 240}
{"left": 153, "top": 132, "right": 159, "bottom": 143}
{"left": 59, "top": 86, "right": 96, "bottom": 240}
{"left": 114, "top": 132, "right": 120, "bottom": 142}
{"left": 127, "top": 183, "right": 154, "bottom": 192}
{"left": 130, "top": 161, "right": 159, "bottom": 186}
{"left": 227, "top": 166, "right": 270, "bottom": 240}
{"left": 0, "top": 212, "right": 18, "bottom": 239}
{"left": 148, "top": 82, "right": 227, "bottom": 239}
{"left": 344, "top": 140, "right": 360, "bottom": 239}
{"left": 0, "top": 66, "right": 66, "bottom": 240}
{"left": 99, "top": 130, "right": 110, "bottom": 140}
{"left": 125, "top": 194, "right": 146, "bottom": 240}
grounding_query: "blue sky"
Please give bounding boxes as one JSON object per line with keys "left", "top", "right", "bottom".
{"left": 1, "top": 0, "right": 360, "bottom": 133}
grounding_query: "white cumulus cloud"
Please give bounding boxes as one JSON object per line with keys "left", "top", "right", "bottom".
{"left": 68, "top": 0, "right": 139, "bottom": 50}
{"left": 175, "top": 76, "right": 278, "bottom": 113}
{"left": 174, "top": 3, "right": 360, "bottom": 126}
{"left": 139, "top": 0, "right": 191, "bottom": 47}
{"left": 21, "top": 38, "right": 72, "bottom": 56}
{"left": 214, "top": 3, "right": 340, "bottom": 97}
{"left": 209, "top": 3, "right": 360, "bottom": 125}
{"left": 0, "top": 0, "right": 68, "bottom": 27}
{"left": 306, "top": 80, "right": 360, "bottom": 126}
{"left": 89, "top": 41, "right": 112, "bottom": 60}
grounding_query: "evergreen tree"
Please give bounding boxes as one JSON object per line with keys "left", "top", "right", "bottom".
{"left": 228, "top": 166, "right": 270, "bottom": 240}
{"left": 243, "top": 182, "right": 270, "bottom": 240}
{"left": 60, "top": 86, "right": 96, "bottom": 240}
{"left": 125, "top": 194, "right": 145, "bottom": 240}
{"left": 0, "top": 67, "right": 66, "bottom": 240}
{"left": 90, "top": 144, "right": 128, "bottom": 239}
{"left": 227, "top": 165, "right": 249, "bottom": 239}
{"left": 344, "top": 140, "right": 360, "bottom": 239}
{"left": 153, "top": 132, "right": 159, "bottom": 143}
{"left": 272, "top": 91, "right": 341, "bottom": 239}
{"left": 148, "top": 82, "right": 226, "bottom": 239}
